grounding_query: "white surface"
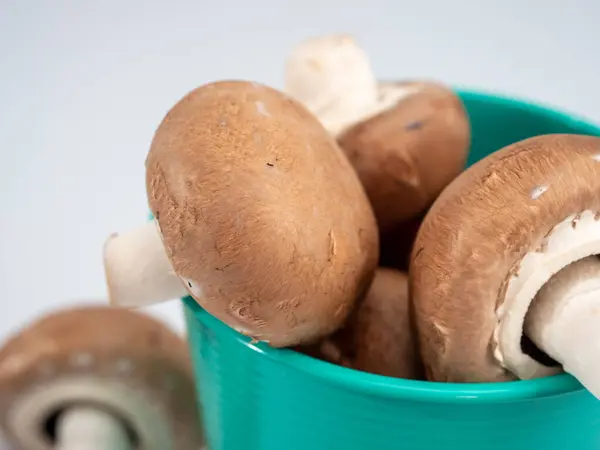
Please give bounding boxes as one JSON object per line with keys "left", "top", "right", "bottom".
{"left": 0, "top": 1, "right": 599, "bottom": 446}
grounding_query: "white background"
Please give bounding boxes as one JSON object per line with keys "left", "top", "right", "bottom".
{"left": 0, "top": 0, "right": 599, "bottom": 447}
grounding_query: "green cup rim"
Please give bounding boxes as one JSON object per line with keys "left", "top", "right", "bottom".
{"left": 453, "top": 85, "right": 600, "bottom": 136}
{"left": 180, "top": 87, "right": 600, "bottom": 405}
{"left": 186, "top": 297, "right": 582, "bottom": 404}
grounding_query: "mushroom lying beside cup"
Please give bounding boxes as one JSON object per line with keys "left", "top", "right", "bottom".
{"left": 0, "top": 306, "right": 203, "bottom": 450}
{"left": 104, "top": 80, "right": 379, "bottom": 348}
{"left": 410, "top": 133, "right": 600, "bottom": 399}
{"left": 284, "top": 34, "right": 470, "bottom": 268}
{"left": 301, "top": 267, "right": 423, "bottom": 379}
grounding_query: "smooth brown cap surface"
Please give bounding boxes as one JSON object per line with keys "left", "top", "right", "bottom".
{"left": 410, "top": 134, "right": 600, "bottom": 383}
{"left": 337, "top": 80, "right": 470, "bottom": 232}
{"left": 305, "top": 268, "right": 423, "bottom": 379}
{"left": 0, "top": 306, "right": 201, "bottom": 449}
{"left": 146, "top": 80, "right": 379, "bottom": 347}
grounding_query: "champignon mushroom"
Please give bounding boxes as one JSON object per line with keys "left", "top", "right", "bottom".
{"left": 284, "top": 34, "right": 470, "bottom": 233}
{"left": 300, "top": 268, "right": 423, "bottom": 379}
{"left": 0, "top": 306, "right": 203, "bottom": 450}
{"left": 104, "top": 80, "right": 379, "bottom": 348}
{"left": 410, "top": 134, "right": 600, "bottom": 397}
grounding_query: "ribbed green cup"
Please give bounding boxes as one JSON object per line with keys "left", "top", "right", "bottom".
{"left": 183, "top": 89, "right": 600, "bottom": 450}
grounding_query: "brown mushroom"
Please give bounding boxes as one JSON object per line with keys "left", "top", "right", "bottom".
{"left": 284, "top": 34, "right": 470, "bottom": 235}
{"left": 0, "top": 305, "right": 203, "bottom": 450}
{"left": 301, "top": 268, "right": 423, "bottom": 379}
{"left": 104, "top": 80, "right": 379, "bottom": 348}
{"left": 410, "top": 134, "right": 600, "bottom": 397}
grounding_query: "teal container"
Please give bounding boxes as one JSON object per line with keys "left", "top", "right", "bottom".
{"left": 182, "top": 89, "right": 600, "bottom": 450}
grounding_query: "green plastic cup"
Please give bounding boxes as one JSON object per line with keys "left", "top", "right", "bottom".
{"left": 182, "top": 89, "right": 600, "bottom": 450}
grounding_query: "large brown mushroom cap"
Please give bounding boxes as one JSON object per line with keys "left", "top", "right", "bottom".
{"left": 410, "top": 134, "right": 600, "bottom": 383}
{"left": 303, "top": 268, "right": 423, "bottom": 379}
{"left": 146, "top": 80, "right": 379, "bottom": 347}
{"left": 0, "top": 306, "right": 202, "bottom": 450}
{"left": 337, "top": 81, "right": 470, "bottom": 232}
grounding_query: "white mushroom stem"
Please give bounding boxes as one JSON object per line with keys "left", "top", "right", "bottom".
{"left": 524, "top": 256, "right": 600, "bottom": 399}
{"left": 57, "top": 406, "right": 131, "bottom": 450}
{"left": 284, "top": 34, "right": 419, "bottom": 137}
{"left": 285, "top": 34, "right": 377, "bottom": 136}
{"left": 103, "top": 220, "right": 187, "bottom": 308}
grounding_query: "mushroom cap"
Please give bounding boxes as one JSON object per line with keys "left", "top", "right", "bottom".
{"left": 146, "top": 80, "right": 379, "bottom": 347}
{"left": 337, "top": 81, "right": 470, "bottom": 231}
{"left": 304, "top": 268, "right": 423, "bottom": 379}
{"left": 410, "top": 134, "right": 600, "bottom": 383}
{"left": 0, "top": 306, "right": 202, "bottom": 450}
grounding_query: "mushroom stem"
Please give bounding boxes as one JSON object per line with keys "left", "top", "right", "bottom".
{"left": 524, "top": 256, "right": 600, "bottom": 399}
{"left": 103, "top": 220, "right": 187, "bottom": 307}
{"left": 56, "top": 406, "right": 131, "bottom": 450}
{"left": 284, "top": 34, "right": 379, "bottom": 135}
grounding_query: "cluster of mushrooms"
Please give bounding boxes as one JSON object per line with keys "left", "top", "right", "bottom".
{"left": 101, "top": 34, "right": 600, "bottom": 399}
{"left": 3, "top": 31, "right": 600, "bottom": 450}
{"left": 108, "top": 36, "right": 600, "bottom": 406}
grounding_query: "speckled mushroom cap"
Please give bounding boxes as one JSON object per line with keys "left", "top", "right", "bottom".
{"left": 301, "top": 268, "right": 423, "bottom": 380}
{"left": 146, "top": 80, "right": 379, "bottom": 347}
{"left": 0, "top": 306, "right": 202, "bottom": 450}
{"left": 410, "top": 134, "right": 600, "bottom": 383}
{"left": 337, "top": 81, "right": 470, "bottom": 232}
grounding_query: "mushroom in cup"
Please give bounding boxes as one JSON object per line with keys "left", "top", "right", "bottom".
{"left": 410, "top": 134, "right": 600, "bottom": 400}
{"left": 300, "top": 268, "right": 423, "bottom": 379}
{"left": 0, "top": 305, "right": 203, "bottom": 450}
{"left": 104, "top": 80, "right": 379, "bottom": 348}
{"left": 284, "top": 34, "right": 470, "bottom": 269}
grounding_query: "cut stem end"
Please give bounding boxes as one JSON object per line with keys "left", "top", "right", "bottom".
{"left": 103, "top": 221, "right": 187, "bottom": 308}
{"left": 56, "top": 406, "right": 131, "bottom": 450}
